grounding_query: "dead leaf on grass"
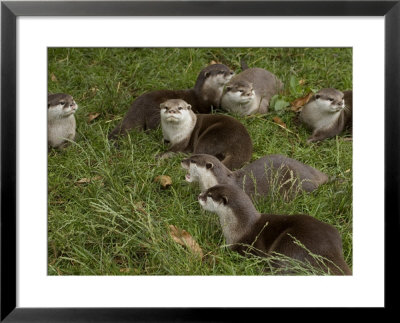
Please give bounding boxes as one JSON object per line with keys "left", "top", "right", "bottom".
{"left": 290, "top": 92, "right": 314, "bottom": 112}
{"left": 75, "top": 175, "right": 103, "bottom": 185}
{"left": 298, "top": 79, "right": 306, "bottom": 85}
{"left": 210, "top": 60, "right": 221, "bottom": 65}
{"left": 169, "top": 225, "right": 204, "bottom": 258}
{"left": 154, "top": 175, "right": 172, "bottom": 189}
{"left": 119, "top": 268, "right": 132, "bottom": 273}
{"left": 272, "top": 116, "right": 287, "bottom": 128}
{"left": 50, "top": 73, "right": 58, "bottom": 82}
{"left": 87, "top": 112, "right": 100, "bottom": 123}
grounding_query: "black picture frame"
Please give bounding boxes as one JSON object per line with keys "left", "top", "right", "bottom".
{"left": 1, "top": 1, "right": 399, "bottom": 321}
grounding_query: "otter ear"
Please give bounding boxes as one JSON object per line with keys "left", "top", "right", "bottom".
{"left": 222, "top": 196, "right": 228, "bottom": 205}
{"left": 315, "top": 95, "right": 320, "bottom": 99}
{"left": 226, "top": 86, "right": 232, "bottom": 92}
{"left": 187, "top": 104, "right": 192, "bottom": 110}
{"left": 160, "top": 103, "right": 166, "bottom": 109}
{"left": 206, "top": 162, "right": 213, "bottom": 169}
{"left": 205, "top": 72, "right": 210, "bottom": 78}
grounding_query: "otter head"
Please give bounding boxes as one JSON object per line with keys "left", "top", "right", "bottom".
{"left": 181, "top": 154, "right": 234, "bottom": 191}
{"left": 195, "top": 64, "right": 235, "bottom": 105}
{"left": 200, "top": 63, "right": 235, "bottom": 87}
{"left": 198, "top": 184, "right": 260, "bottom": 244}
{"left": 224, "top": 80, "right": 255, "bottom": 104}
{"left": 48, "top": 93, "right": 78, "bottom": 120}
{"left": 160, "top": 99, "right": 192, "bottom": 123}
{"left": 314, "top": 88, "right": 345, "bottom": 113}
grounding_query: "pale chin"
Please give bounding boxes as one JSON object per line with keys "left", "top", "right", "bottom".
{"left": 165, "top": 116, "right": 181, "bottom": 122}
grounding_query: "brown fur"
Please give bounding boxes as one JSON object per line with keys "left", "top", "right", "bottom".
{"left": 108, "top": 64, "right": 233, "bottom": 139}
{"left": 182, "top": 154, "right": 329, "bottom": 199}
{"left": 163, "top": 114, "right": 253, "bottom": 170}
{"left": 199, "top": 184, "right": 352, "bottom": 275}
{"left": 300, "top": 89, "right": 352, "bottom": 142}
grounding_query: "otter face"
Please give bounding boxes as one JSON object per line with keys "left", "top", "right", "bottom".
{"left": 202, "top": 64, "right": 235, "bottom": 94}
{"left": 160, "top": 99, "right": 192, "bottom": 123}
{"left": 198, "top": 187, "right": 229, "bottom": 213}
{"left": 314, "top": 88, "right": 345, "bottom": 113}
{"left": 48, "top": 93, "right": 78, "bottom": 120}
{"left": 181, "top": 155, "right": 219, "bottom": 190}
{"left": 224, "top": 81, "right": 255, "bottom": 104}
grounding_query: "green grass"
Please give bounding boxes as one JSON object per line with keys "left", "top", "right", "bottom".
{"left": 48, "top": 48, "right": 352, "bottom": 275}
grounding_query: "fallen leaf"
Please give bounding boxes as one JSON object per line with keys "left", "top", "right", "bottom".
{"left": 87, "top": 112, "right": 100, "bottom": 123}
{"left": 133, "top": 201, "right": 147, "bottom": 215}
{"left": 154, "top": 175, "right": 172, "bottom": 189}
{"left": 290, "top": 92, "right": 314, "bottom": 112}
{"left": 119, "top": 268, "right": 132, "bottom": 273}
{"left": 75, "top": 175, "right": 103, "bottom": 184}
{"left": 50, "top": 73, "right": 58, "bottom": 82}
{"left": 272, "top": 116, "right": 287, "bottom": 128}
{"left": 345, "top": 169, "right": 351, "bottom": 173}
{"left": 210, "top": 60, "right": 220, "bottom": 65}
{"left": 298, "top": 79, "right": 306, "bottom": 85}
{"left": 169, "top": 225, "right": 204, "bottom": 258}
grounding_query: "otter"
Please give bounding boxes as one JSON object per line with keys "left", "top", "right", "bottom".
{"left": 220, "top": 66, "right": 283, "bottom": 115}
{"left": 182, "top": 154, "right": 329, "bottom": 200}
{"left": 108, "top": 64, "right": 234, "bottom": 140}
{"left": 159, "top": 99, "right": 252, "bottom": 170}
{"left": 48, "top": 93, "right": 78, "bottom": 149}
{"left": 198, "top": 184, "right": 351, "bottom": 275}
{"left": 299, "top": 88, "right": 352, "bottom": 142}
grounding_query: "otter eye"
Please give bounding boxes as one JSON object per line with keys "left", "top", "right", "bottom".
{"left": 178, "top": 107, "right": 182, "bottom": 110}
{"left": 190, "top": 160, "right": 195, "bottom": 164}
{"left": 328, "top": 98, "right": 334, "bottom": 102}
{"left": 239, "top": 90, "right": 244, "bottom": 93}
{"left": 59, "top": 101, "right": 65, "bottom": 105}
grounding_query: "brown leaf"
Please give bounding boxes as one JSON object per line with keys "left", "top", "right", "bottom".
{"left": 290, "top": 92, "right": 314, "bottom": 112}
{"left": 169, "top": 225, "right": 204, "bottom": 258}
{"left": 50, "top": 73, "right": 58, "bottom": 82}
{"left": 133, "top": 201, "right": 147, "bottom": 215}
{"left": 272, "top": 116, "right": 286, "bottom": 128}
{"left": 75, "top": 175, "right": 103, "bottom": 184}
{"left": 298, "top": 79, "right": 306, "bottom": 85}
{"left": 210, "top": 60, "right": 221, "bottom": 65}
{"left": 154, "top": 175, "right": 172, "bottom": 189}
{"left": 119, "top": 268, "right": 132, "bottom": 273}
{"left": 87, "top": 112, "right": 100, "bottom": 123}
